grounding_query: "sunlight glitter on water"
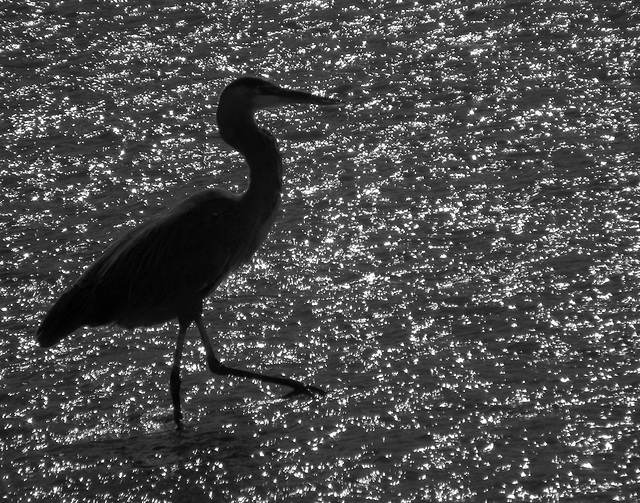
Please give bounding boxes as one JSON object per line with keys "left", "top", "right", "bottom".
{"left": 3, "top": 0, "right": 640, "bottom": 501}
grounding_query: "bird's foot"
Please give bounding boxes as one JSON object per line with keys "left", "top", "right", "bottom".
{"left": 282, "top": 383, "right": 326, "bottom": 399}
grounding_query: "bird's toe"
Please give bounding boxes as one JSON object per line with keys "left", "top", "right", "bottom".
{"left": 282, "top": 384, "right": 326, "bottom": 399}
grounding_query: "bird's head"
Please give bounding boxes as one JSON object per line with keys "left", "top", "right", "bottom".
{"left": 218, "top": 76, "right": 340, "bottom": 114}
{"left": 216, "top": 76, "right": 340, "bottom": 153}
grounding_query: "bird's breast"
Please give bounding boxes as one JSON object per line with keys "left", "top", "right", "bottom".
{"left": 232, "top": 192, "right": 280, "bottom": 266}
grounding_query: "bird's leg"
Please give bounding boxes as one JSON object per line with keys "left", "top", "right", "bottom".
{"left": 170, "top": 319, "right": 189, "bottom": 430}
{"left": 195, "top": 316, "right": 325, "bottom": 397}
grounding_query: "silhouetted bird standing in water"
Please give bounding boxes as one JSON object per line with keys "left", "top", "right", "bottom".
{"left": 36, "top": 76, "right": 338, "bottom": 429}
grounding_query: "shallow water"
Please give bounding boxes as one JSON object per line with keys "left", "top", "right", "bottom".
{"left": 2, "top": 1, "right": 640, "bottom": 501}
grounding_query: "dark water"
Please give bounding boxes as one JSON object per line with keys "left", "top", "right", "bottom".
{"left": 2, "top": 1, "right": 640, "bottom": 501}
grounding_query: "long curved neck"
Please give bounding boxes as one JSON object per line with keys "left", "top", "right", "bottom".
{"left": 243, "top": 127, "right": 283, "bottom": 197}
{"left": 217, "top": 108, "right": 283, "bottom": 207}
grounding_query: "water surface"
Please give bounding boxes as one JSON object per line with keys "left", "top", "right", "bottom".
{"left": 2, "top": 1, "right": 640, "bottom": 501}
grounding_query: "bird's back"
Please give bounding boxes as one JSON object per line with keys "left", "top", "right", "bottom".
{"left": 35, "top": 187, "right": 272, "bottom": 347}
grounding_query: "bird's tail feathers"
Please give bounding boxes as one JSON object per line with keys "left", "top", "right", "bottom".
{"left": 36, "top": 285, "right": 91, "bottom": 348}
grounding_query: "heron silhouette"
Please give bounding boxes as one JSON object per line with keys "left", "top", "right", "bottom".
{"left": 36, "top": 76, "right": 338, "bottom": 429}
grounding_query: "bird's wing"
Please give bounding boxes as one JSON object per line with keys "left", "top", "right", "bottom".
{"left": 78, "top": 188, "right": 242, "bottom": 328}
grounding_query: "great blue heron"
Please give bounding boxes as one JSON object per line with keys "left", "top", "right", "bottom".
{"left": 36, "top": 76, "right": 338, "bottom": 429}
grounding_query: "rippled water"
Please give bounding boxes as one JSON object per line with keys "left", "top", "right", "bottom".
{"left": 2, "top": 1, "right": 640, "bottom": 501}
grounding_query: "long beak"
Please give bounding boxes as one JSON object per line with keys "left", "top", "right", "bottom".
{"left": 258, "top": 85, "right": 341, "bottom": 109}
{"left": 272, "top": 86, "right": 341, "bottom": 106}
